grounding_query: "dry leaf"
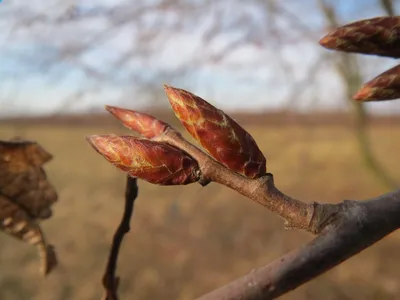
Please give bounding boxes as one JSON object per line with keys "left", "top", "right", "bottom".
{"left": 0, "top": 139, "right": 58, "bottom": 276}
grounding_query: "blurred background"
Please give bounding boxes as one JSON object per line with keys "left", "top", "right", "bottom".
{"left": 1, "top": 0, "right": 400, "bottom": 299}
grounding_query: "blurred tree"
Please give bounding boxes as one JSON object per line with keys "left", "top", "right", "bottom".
{"left": 318, "top": 0, "right": 397, "bottom": 189}
{"left": 2, "top": 0, "right": 397, "bottom": 187}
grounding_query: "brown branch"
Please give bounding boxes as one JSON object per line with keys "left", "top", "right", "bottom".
{"left": 101, "top": 176, "right": 138, "bottom": 300}
{"left": 153, "top": 128, "right": 324, "bottom": 234}
{"left": 196, "top": 189, "right": 400, "bottom": 300}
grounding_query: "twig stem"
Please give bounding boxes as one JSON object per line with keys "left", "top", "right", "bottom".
{"left": 101, "top": 176, "right": 138, "bottom": 300}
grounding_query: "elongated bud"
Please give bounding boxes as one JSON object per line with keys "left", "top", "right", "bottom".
{"left": 87, "top": 134, "right": 200, "bottom": 185}
{"left": 164, "top": 85, "right": 266, "bottom": 179}
{"left": 354, "top": 64, "right": 400, "bottom": 101}
{"left": 319, "top": 16, "right": 400, "bottom": 58}
{"left": 105, "top": 105, "right": 171, "bottom": 139}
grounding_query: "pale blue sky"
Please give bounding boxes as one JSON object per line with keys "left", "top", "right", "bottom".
{"left": 1, "top": 0, "right": 400, "bottom": 117}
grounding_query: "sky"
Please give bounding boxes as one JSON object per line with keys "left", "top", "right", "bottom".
{"left": 1, "top": 0, "right": 400, "bottom": 117}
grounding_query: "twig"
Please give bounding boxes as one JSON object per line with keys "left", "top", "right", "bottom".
{"left": 154, "top": 129, "right": 318, "bottom": 232}
{"left": 196, "top": 190, "right": 400, "bottom": 299}
{"left": 101, "top": 176, "right": 138, "bottom": 300}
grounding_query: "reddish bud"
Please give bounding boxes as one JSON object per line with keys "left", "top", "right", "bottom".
{"left": 319, "top": 16, "right": 400, "bottom": 58}
{"left": 87, "top": 134, "right": 200, "bottom": 185}
{"left": 105, "top": 105, "right": 171, "bottom": 139}
{"left": 354, "top": 64, "right": 400, "bottom": 101}
{"left": 164, "top": 85, "right": 266, "bottom": 179}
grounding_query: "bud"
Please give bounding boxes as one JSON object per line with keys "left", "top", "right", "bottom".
{"left": 319, "top": 16, "right": 400, "bottom": 58}
{"left": 163, "top": 85, "right": 266, "bottom": 178}
{"left": 105, "top": 105, "right": 171, "bottom": 139}
{"left": 87, "top": 135, "right": 200, "bottom": 185}
{"left": 353, "top": 64, "right": 400, "bottom": 101}
{"left": 0, "top": 139, "right": 57, "bottom": 276}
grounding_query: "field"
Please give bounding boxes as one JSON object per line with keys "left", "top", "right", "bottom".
{"left": 1, "top": 113, "right": 400, "bottom": 300}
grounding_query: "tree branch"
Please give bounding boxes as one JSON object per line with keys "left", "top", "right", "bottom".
{"left": 101, "top": 176, "right": 138, "bottom": 300}
{"left": 196, "top": 189, "right": 400, "bottom": 300}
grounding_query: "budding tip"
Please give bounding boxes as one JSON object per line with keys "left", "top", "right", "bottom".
{"left": 85, "top": 135, "right": 100, "bottom": 148}
{"left": 85, "top": 134, "right": 95, "bottom": 143}
{"left": 353, "top": 94, "right": 364, "bottom": 101}
{"left": 319, "top": 36, "right": 329, "bottom": 47}
{"left": 104, "top": 105, "right": 114, "bottom": 112}
{"left": 353, "top": 86, "right": 371, "bottom": 101}
{"left": 86, "top": 134, "right": 115, "bottom": 148}
{"left": 164, "top": 84, "right": 182, "bottom": 94}
{"left": 105, "top": 105, "right": 137, "bottom": 126}
{"left": 105, "top": 105, "right": 122, "bottom": 117}
{"left": 163, "top": 84, "right": 174, "bottom": 94}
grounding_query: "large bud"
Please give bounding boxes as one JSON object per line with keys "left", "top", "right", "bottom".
{"left": 164, "top": 85, "right": 266, "bottom": 178}
{"left": 319, "top": 16, "right": 400, "bottom": 59}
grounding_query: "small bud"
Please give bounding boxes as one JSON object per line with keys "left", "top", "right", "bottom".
{"left": 87, "top": 134, "right": 200, "bottom": 185}
{"left": 163, "top": 85, "right": 266, "bottom": 179}
{"left": 354, "top": 64, "right": 400, "bottom": 101}
{"left": 319, "top": 16, "right": 400, "bottom": 58}
{"left": 105, "top": 105, "right": 171, "bottom": 139}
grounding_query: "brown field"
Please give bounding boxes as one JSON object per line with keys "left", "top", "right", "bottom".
{"left": 1, "top": 113, "right": 400, "bottom": 300}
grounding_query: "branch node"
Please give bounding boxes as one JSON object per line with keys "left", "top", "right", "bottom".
{"left": 198, "top": 175, "right": 211, "bottom": 186}
{"left": 309, "top": 202, "right": 343, "bottom": 234}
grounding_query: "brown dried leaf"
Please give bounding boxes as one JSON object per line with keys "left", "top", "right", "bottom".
{"left": 164, "top": 85, "right": 266, "bottom": 178}
{"left": 319, "top": 16, "right": 400, "bottom": 58}
{"left": 87, "top": 135, "right": 200, "bottom": 185}
{"left": 0, "top": 140, "right": 57, "bottom": 219}
{"left": 353, "top": 64, "right": 400, "bottom": 101}
{"left": 0, "top": 196, "right": 57, "bottom": 276}
{"left": 0, "top": 139, "right": 58, "bottom": 276}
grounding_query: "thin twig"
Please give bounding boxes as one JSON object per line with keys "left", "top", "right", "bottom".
{"left": 101, "top": 176, "right": 138, "bottom": 300}
{"left": 154, "top": 129, "right": 317, "bottom": 232}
